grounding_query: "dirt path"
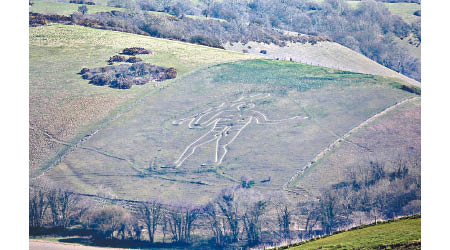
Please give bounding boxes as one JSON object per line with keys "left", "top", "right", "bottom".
{"left": 29, "top": 240, "right": 131, "bottom": 250}
{"left": 282, "top": 96, "right": 421, "bottom": 196}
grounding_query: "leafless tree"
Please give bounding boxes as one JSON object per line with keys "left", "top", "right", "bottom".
{"left": 167, "top": 204, "right": 200, "bottom": 243}
{"left": 29, "top": 186, "right": 49, "bottom": 228}
{"left": 241, "top": 199, "right": 267, "bottom": 246}
{"left": 203, "top": 202, "right": 227, "bottom": 246}
{"left": 46, "top": 189, "right": 79, "bottom": 228}
{"left": 136, "top": 200, "right": 163, "bottom": 243}
{"left": 215, "top": 187, "right": 241, "bottom": 243}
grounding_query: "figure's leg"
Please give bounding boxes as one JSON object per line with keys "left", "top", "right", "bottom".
{"left": 215, "top": 128, "right": 241, "bottom": 165}
{"left": 175, "top": 131, "right": 217, "bottom": 167}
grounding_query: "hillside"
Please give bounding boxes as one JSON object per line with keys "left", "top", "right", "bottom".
{"left": 281, "top": 216, "right": 420, "bottom": 250}
{"left": 225, "top": 41, "right": 420, "bottom": 87}
{"left": 39, "top": 50, "right": 417, "bottom": 203}
{"left": 30, "top": 0, "right": 122, "bottom": 15}
{"left": 29, "top": 23, "right": 258, "bottom": 177}
{"left": 288, "top": 95, "right": 421, "bottom": 200}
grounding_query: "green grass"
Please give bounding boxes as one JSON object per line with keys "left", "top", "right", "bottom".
{"left": 30, "top": 0, "right": 227, "bottom": 22}
{"left": 286, "top": 217, "right": 420, "bottom": 250}
{"left": 346, "top": 1, "right": 420, "bottom": 24}
{"left": 29, "top": 23, "right": 257, "bottom": 177}
{"left": 312, "top": 1, "right": 420, "bottom": 24}
{"left": 43, "top": 57, "right": 415, "bottom": 203}
{"left": 384, "top": 2, "right": 421, "bottom": 24}
{"left": 225, "top": 41, "right": 420, "bottom": 87}
{"left": 30, "top": 0, "right": 122, "bottom": 16}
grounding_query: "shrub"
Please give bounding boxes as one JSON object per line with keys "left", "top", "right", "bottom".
{"left": 189, "top": 35, "right": 224, "bottom": 49}
{"left": 107, "top": 55, "right": 126, "bottom": 65}
{"left": 126, "top": 57, "right": 143, "bottom": 63}
{"left": 121, "top": 47, "right": 152, "bottom": 56}
{"left": 81, "top": 63, "right": 177, "bottom": 89}
{"left": 260, "top": 50, "right": 267, "bottom": 54}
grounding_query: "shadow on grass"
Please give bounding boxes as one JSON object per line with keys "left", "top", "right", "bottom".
{"left": 58, "top": 237, "right": 192, "bottom": 249}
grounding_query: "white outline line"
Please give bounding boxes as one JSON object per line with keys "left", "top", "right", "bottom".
{"left": 173, "top": 94, "right": 306, "bottom": 167}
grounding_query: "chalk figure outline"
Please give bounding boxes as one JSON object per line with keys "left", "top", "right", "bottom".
{"left": 172, "top": 93, "right": 308, "bottom": 167}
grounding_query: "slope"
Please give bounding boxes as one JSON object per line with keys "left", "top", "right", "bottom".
{"left": 224, "top": 41, "right": 420, "bottom": 87}
{"left": 29, "top": 23, "right": 258, "bottom": 177}
{"left": 283, "top": 216, "right": 420, "bottom": 250}
{"left": 42, "top": 58, "right": 417, "bottom": 204}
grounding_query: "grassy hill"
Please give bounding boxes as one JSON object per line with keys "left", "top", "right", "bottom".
{"left": 29, "top": 24, "right": 258, "bottom": 177}
{"left": 30, "top": 0, "right": 226, "bottom": 21}
{"left": 225, "top": 41, "right": 420, "bottom": 87}
{"left": 40, "top": 52, "right": 417, "bottom": 203}
{"left": 30, "top": 0, "right": 122, "bottom": 16}
{"left": 281, "top": 216, "right": 420, "bottom": 250}
{"left": 288, "top": 96, "right": 420, "bottom": 198}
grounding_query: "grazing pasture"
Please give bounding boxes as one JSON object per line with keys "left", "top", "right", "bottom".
{"left": 29, "top": 24, "right": 258, "bottom": 177}
{"left": 30, "top": 0, "right": 122, "bottom": 16}
{"left": 285, "top": 216, "right": 420, "bottom": 250}
{"left": 225, "top": 41, "right": 420, "bottom": 87}
{"left": 44, "top": 59, "right": 417, "bottom": 203}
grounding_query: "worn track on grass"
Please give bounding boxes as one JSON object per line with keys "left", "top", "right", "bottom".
{"left": 283, "top": 96, "right": 421, "bottom": 197}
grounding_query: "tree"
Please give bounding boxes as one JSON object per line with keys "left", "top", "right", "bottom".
{"left": 203, "top": 202, "right": 227, "bottom": 246}
{"left": 136, "top": 200, "right": 163, "bottom": 243}
{"left": 200, "top": 0, "right": 215, "bottom": 18}
{"left": 242, "top": 199, "right": 267, "bottom": 246}
{"left": 215, "top": 188, "right": 241, "bottom": 243}
{"left": 46, "top": 189, "right": 79, "bottom": 228}
{"left": 78, "top": 5, "right": 88, "bottom": 15}
{"left": 275, "top": 203, "right": 291, "bottom": 240}
{"left": 29, "top": 186, "right": 49, "bottom": 228}
{"left": 88, "top": 206, "right": 130, "bottom": 239}
{"left": 167, "top": 204, "right": 200, "bottom": 243}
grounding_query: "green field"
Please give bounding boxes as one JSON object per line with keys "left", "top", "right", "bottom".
{"left": 225, "top": 41, "right": 420, "bottom": 87}
{"left": 384, "top": 2, "right": 421, "bottom": 24}
{"left": 30, "top": 0, "right": 226, "bottom": 22}
{"left": 29, "top": 24, "right": 258, "bottom": 177}
{"left": 41, "top": 54, "right": 416, "bottom": 203}
{"left": 286, "top": 216, "right": 420, "bottom": 250}
{"left": 30, "top": 0, "right": 122, "bottom": 16}
{"left": 313, "top": 1, "right": 420, "bottom": 24}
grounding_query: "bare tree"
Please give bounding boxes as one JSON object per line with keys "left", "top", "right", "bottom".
{"left": 136, "top": 200, "right": 163, "bottom": 243}
{"left": 167, "top": 204, "right": 200, "bottom": 243}
{"left": 275, "top": 203, "right": 291, "bottom": 240}
{"left": 215, "top": 188, "right": 241, "bottom": 243}
{"left": 29, "top": 186, "right": 49, "bottom": 228}
{"left": 241, "top": 199, "right": 267, "bottom": 246}
{"left": 203, "top": 202, "right": 226, "bottom": 246}
{"left": 88, "top": 206, "right": 129, "bottom": 239}
{"left": 46, "top": 189, "right": 79, "bottom": 228}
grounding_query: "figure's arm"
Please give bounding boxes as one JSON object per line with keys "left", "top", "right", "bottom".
{"left": 251, "top": 110, "right": 308, "bottom": 124}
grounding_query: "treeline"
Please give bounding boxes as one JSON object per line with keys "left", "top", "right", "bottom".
{"left": 30, "top": 158, "right": 420, "bottom": 248}
{"left": 30, "top": 0, "right": 421, "bottom": 80}
{"left": 104, "top": 0, "right": 421, "bottom": 81}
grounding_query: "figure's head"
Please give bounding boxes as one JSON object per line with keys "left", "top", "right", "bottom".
{"left": 237, "top": 103, "right": 255, "bottom": 111}
{"left": 231, "top": 93, "right": 270, "bottom": 110}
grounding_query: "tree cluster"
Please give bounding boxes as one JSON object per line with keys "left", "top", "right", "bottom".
{"left": 30, "top": 156, "right": 420, "bottom": 248}
{"left": 80, "top": 62, "right": 177, "bottom": 89}
{"left": 104, "top": 0, "right": 421, "bottom": 81}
